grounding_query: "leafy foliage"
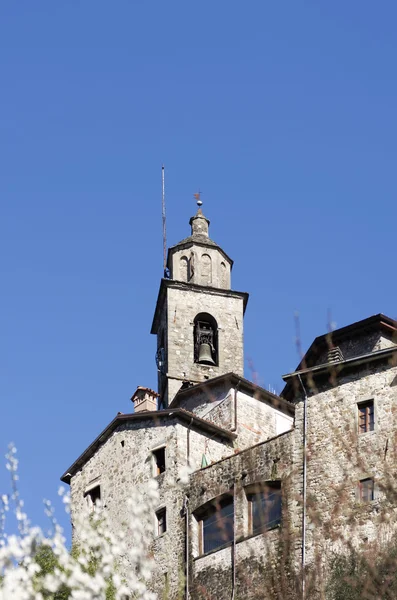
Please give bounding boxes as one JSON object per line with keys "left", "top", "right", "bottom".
{"left": 0, "top": 444, "right": 158, "bottom": 600}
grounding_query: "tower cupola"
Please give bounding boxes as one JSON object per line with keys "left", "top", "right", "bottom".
{"left": 189, "top": 208, "right": 210, "bottom": 237}
{"left": 167, "top": 200, "right": 233, "bottom": 290}
{"left": 151, "top": 196, "right": 248, "bottom": 407}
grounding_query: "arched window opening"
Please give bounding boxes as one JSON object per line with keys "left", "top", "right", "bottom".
{"left": 220, "top": 262, "right": 227, "bottom": 288}
{"left": 179, "top": 256, "right": 188, "bottom": 282}
{"left": 194, "top": 313, "right": 218, "bottom": 366}
{"left": 201, "top": 254, "right": 212, "bottom": 285}
{"left": 195, "top": 494, "right": 234, "bottom": 555}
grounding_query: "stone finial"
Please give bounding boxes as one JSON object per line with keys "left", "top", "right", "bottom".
{"left": 131, "top": 386, "right": 159, "bottom": 413}
{"left": 189, "top": 208, "right": 210, "bottom": 238}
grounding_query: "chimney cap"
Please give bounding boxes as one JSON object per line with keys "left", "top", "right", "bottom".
{"left": 130, "top": 386, "right": 159, "bottom": 401}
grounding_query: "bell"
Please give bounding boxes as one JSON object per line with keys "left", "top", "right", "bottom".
{"left": 198, "top": 343, "right": 215, "bottom": 365}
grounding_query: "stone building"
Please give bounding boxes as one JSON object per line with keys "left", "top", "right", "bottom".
{"left": 61, "top": 202, "right": 397, "bottom": 599}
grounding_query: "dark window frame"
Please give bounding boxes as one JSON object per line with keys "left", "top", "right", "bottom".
{"left": 359, "top": 478, "right": 375, "bottom": 502}
{"left": 153, "top": 447, "right": 166, "bottom": 476}
{"left": 84, "top": 485, "right": 101, "bottom": 511}
{"left": 196, "top": 494, "right": 234, "bottom": 555}
{"left": 246, "top": 481, "right": 282, "bottom": 535}
{"left": 358, "top": 400, "right": 375, "bottom": 434}
{"left": 156, "top": 508, "right": 167, "bottom": 536}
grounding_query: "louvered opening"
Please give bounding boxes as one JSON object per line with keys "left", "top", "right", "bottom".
{"left": 327, "top": 346, "right": 344, "bottom": 363}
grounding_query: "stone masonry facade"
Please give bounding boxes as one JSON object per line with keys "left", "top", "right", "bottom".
{"left": 62, "top": 205, "right": 397, "bottom": 599}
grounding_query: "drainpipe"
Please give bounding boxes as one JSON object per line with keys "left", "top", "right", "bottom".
{"left": 182, "top": 496, "right": 190, "bottom": 600}
{"left": 230, "top": 381, "right": 241, "bottom": 432}
{"left": 297, "top": 373, "right": 308, "bottom": 600}
{"left": 186, "top": 417, "right": 194, "bottom": 466}
{"left": 231, "top": 482, "right": 237, "bottom": 600}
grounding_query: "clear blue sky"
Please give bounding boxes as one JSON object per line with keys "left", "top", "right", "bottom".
{"left": 1, "top": 1, "right": 396, "bottom": 539}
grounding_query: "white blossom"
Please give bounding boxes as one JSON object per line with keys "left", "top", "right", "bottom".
{"left": 0, "top": 444, "right": 158, "bottom": 600}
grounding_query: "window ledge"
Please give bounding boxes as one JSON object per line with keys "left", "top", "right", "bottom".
{"left": 193, "top": 525, "right": 281, "bottom": 560}
{"left": 236, "top": 523, "right": 281, "bottom": 544}
{"left": 353, "top": 498, "right": 380, "bottom": 511}
{"left": 193, "top": 541, "right": 233, "bottom": 560}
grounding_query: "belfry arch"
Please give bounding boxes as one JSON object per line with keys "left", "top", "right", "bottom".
{"left": 194, "top": 313, "right": 218, "bottom": 366}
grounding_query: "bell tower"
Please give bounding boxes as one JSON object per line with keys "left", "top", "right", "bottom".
{"left": 151, "top": 197, "right": 249, "bottom": 407}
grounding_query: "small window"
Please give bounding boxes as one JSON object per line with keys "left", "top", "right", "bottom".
{"left": 359, "top": 478, "right": 374, "bottom": 502}
{"left": 247, "top": 482, "right": 281, "bottom": 535}
{"left": 84, "top": 485, "right": 101, "bottom": 511}
{"left": 156, "top": 508, "right": 167, "bottom": 535}
{"left": 197, "top": 496, "right": 234, "bottom": 555}
{"left": 358, "top": 400, "right": 374, "bottom": 433}
{"left": 153, "top": 447, "right": 166, "bottom": 475}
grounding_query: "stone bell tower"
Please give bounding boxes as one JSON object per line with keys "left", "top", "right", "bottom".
{"left": 151, "top": 197, "right": 249, "bottom": 407}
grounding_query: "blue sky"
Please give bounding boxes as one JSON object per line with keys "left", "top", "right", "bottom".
{"left": 1, "top": 1, "right": 397, "bottom": 538}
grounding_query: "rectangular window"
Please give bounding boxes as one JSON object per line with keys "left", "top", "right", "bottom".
{"left": 247, "top": 482, "right": 282, "bottom": 535}
{"left": 198, "top": 496, "right": 234, "bottom": 555}
{"left": 84, "top": 485, "right": 101, "bottom": 511}
{"left": 358, "top": 400, "right": 374, "bottom": 433}
{"left": 153, "top": 447, "right": 166, "bottom": 475}
{"left": 359, "top": 478, "right": 374, "bottom": 502}
{"left": 156, "top": 508, "right": 167, "bottom": 535}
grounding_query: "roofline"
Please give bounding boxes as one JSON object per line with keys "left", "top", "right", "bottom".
{"left": 151, "top": 279, "right": 249, "bottom": 334}
{"left": 60, "top": 408, "right": 236, "bottom": 484}
{"left": 295, "top": 313, "right": 397, "bottom": 371}
{"left": 167, "top": 240, "right": 233, "bottom": 267}
{"left": 281, "top": 345, "right": 397, "bottom": 401}
{"left": 171, "top": 372, "right": 295, "bottom": 417}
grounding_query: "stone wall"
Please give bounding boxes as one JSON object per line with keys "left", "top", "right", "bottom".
{"left": 234, "top": 390, "right": 293, "bottom": 449}
{"left": 316, "top": 331, "right": 396, "bottom": 365}
{"left": 291, "top": 359, "right": 397, "bottom": 577}
{"left": 174, "top": 383, "right": 294, "bottom": 451}
{"left": 170, "top": 245, "right": 231, "bottom": 290}
{"left": 69, "top": 415, "right": 232, "bottom": 599}
{"left": 166, "top": 285, "right": 245, "bottom": 403}
{"left": 185, "top": 431, "right": 295, "bottom": 600}
{"left": 174, "top": 380, "right": 230, "bottom": 418}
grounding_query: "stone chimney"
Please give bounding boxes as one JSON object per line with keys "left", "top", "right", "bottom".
{"left": 131, "top": 386, "right": 159, "bottom": 413}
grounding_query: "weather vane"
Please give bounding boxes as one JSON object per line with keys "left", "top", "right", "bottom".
{"left": 193, "top": 190, "right": 203, "bottom": 207}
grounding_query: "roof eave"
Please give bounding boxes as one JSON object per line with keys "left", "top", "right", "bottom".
{"left": 171, "top": 372, "right": 295, "bottom": 417}
{"left": 60, "top": 408, "right": 236, "bottom": 484}
{"left": 281, "top": 345, "right": 397, "bottom": 401}
{"left": 167, "top": 240, "right": 234, "bottom": 267}
{"left": 295, "top": 313, "right": 397, "bottom": 371}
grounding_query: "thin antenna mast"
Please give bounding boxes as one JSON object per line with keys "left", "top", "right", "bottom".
{"left": 161, "top": 165, "right": 167, "bottom": 276}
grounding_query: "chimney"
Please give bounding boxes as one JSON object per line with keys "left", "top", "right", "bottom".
{"left": 131, "top": 386, "right": 159, "bottom": 413}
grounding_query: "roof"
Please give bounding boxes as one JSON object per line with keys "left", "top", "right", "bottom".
{"left": 60, "top": 408, "right": 236, "bottom": 484}
{"left": 167, "top": 235, "right": 233, "bottom": 266}
{"left": 170, "top": 372, "right": 295, "bottom": 417}
{"left": 282, "top": 337, "right": 397, "bottom": 401}
{"left": 293, "top": 313, "right": 397, "bottom": 372}
{"left": 151, "top": 279, "right": 249, "bottom": 334}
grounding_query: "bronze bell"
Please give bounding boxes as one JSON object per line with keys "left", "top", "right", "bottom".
{"left": 198, "top": 343, "right": 215, "bottom": 365}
